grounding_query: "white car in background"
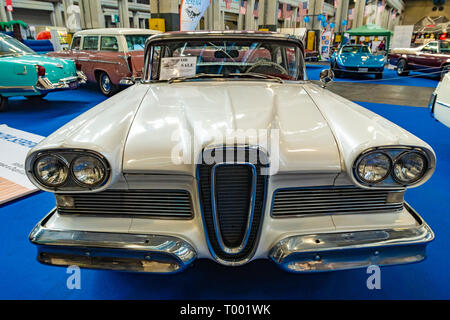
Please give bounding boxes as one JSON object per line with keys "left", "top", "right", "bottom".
{"left": 430, "top": 72, "right": 450, "bottom": 127}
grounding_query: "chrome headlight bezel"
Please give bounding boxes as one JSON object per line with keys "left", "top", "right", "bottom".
{"left": 353, "top": 146, "right": 433, "bottom": 188}
{"left": 27, "top": 149, "right": 111, "bottom": 192}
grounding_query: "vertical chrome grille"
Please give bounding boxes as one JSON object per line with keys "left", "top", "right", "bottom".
{"left": 272, "top": 186, "right": 404, "bottom": 217}
{"left": 198, "top": 147, "right": 268, "bottom": 264}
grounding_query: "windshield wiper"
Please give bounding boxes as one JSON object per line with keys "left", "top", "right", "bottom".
{"left": 168, "top": 73, "right": 224, "bottom": 84}
{"left": 228, "top": 72, "right": 284, "bottom": 83}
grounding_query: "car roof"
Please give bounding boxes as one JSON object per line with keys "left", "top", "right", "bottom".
{"left": 74, "top": 28, "right": 161, "bottom": 36}
{"left": 145, "top": 30, "right": 303, "bottom": 46}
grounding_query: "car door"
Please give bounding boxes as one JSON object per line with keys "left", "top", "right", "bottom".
{"left": 78, "top": 35, "right": 99, "bottom": 82}
{"left": 97, "top": 36, "right": 129, "bottom": 85}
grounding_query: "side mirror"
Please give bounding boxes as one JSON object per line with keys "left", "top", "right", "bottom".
{"left": 319, "top": 69, "right": 334, "bottom": 87}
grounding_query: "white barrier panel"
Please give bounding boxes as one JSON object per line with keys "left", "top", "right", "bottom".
{"left": 0, "top": 125, "right": 44, "bottom": 205}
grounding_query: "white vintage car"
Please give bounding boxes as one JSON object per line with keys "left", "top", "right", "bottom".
{"left": 430, "top": 72, "right": 450, "bottom": 128}
{"left": 26, "top": 31, "right": 436, "bottom": 274}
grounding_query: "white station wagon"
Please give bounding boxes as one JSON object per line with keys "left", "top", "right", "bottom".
{"left": 26, "top": 31, "right": 436, "bottom": 274}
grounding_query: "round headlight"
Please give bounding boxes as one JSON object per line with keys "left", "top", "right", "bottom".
{"left": 357, "top": 152, "right": 391, "bottom": 184}
{"left": 393, "top": 152, "right": 427, "bottom": 184}
{"left": 34, "top": 155, "right": 69, "bottom": 187}
{"left": 72, "top": 155, "right": 106, "bottom": 186}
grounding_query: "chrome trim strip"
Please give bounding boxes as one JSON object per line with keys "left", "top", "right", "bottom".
{"left": 0, "top": 85, "right": 37, "bottom": 93}
{"left": 78, "top": 59, "right": 121, "bottom": 65}
{"left": 269, "top": 203, "right": 434, "bottom": 273}
{"left": 210, "top": 163, "right": 257, "bottom": 255}
{"left": 436, "top": 101, "right": 450, "bottom": 109}
{"left": 29, "top": 209, "right": 197, "bottom": 274}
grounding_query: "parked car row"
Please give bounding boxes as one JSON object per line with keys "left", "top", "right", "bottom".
{"left": 47, "top": 28, "right": 160, "bottom": 96}
{"left": 0, "top": 28, "right": 160, "bottom": 112}
{"left": 0, "top": 33, "right": 86, "bottom": 111}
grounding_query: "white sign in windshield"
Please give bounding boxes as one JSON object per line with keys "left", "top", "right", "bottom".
{"left": 159, "top": 57, "right": 197, "bottom": 80}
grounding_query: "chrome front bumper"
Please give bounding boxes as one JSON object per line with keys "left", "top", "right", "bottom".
{"left": 269, "top": 203, "right": 434, "bottom": 273}
{"left": 36, "top": 71, "right": 87, "bottom": 92}
{"left": 29, "top": 209, "right": 197, "bottom": 274}
{"left": 29, "top": 203, "right": 433, "bottom": 273}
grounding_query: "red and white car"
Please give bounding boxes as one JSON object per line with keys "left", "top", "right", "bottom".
{"left": 48, "top": 28, "right": 160, "bottom": 96}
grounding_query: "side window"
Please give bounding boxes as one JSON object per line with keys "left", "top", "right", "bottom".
{"left": 71, "top": 37, "right": 81, "bottom": 50}
{"left": 83, "top": 36, "right": 99, "bottom": 50}
{"left": 100, "top": 36, "right": 119, "bottom": 51}
{"left": 422, "top": 42, "right": 438, "bottom": 54}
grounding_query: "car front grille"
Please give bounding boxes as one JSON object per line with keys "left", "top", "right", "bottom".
{"left": 56, "top": 190, "right": 193, "bottom": 219}
{"left": 197, "top": 147, "right": 268, "bottom": 264}
{"left": 271, "top": 186, "right": 404, "bottom": 217}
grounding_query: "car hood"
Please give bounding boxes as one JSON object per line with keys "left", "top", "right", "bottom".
{"left": 31, "top": 81, "right": 434, "bottom": 188}
{"left": 337, "top": 53, "right": 385, "bottom": 67}
{"left": 2, "top": 54, "right": 76, "bottom": 82}
{"left": 123, "top": 81, "right": 342, "bottom": 175}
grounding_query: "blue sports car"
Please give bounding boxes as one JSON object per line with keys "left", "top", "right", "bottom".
{"left": 330, "top": 44, "right": 386, "bottom": 79}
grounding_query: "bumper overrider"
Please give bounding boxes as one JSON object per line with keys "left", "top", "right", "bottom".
{"left": 36, "top": 71, "right": 87, "bottom": 92}
{"left": 29, "top": 203, "right": 434, "bottom": 274}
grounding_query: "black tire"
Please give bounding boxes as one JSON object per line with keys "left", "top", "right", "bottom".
{"left": 0, "top": 95, "right": 8, "bottom": 112}
{"left": 333, "top": 69, "right": 342, "bottom": 78}
{"left": 375, "top": 73, "right": 383, "bottom": 79}
{"left": 397, "top": 59, "right": 410, "bottom": 76}
{"left": 441, "top": 65, "right": 450, "bottom": 80}
{"left": 98, "top": 72, "right": 118, "bottom": 97}
{"left": 26, "top": 94, "right": 48, "bottom": 101}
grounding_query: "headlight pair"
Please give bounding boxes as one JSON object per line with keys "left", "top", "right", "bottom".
{"left": 33, "top": 152, "right": 108, "bottom": 189}
{"left": 355, "top": 149, "right": 429, "bottom": 186}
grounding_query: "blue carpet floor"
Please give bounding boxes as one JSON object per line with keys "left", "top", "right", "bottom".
{"left": 0, "top": 82, "right": 449, "bottom": 299}
{"left": 306, "top": 63, "right": 440, "bottom": 87}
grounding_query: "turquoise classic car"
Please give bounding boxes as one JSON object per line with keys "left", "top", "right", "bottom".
{"left": 330, "top": 44, "right": 386, "bottom": 79}
{"left": 0, "top": 33, "right": 86, "bottom": 111}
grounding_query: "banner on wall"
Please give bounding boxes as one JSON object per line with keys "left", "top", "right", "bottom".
{"left": 319, "top": 30, "right": 332, "bottom": 61}
{"left": 0, "top": 125, "right": 44, "bottom": 205}
{"left": 180, "top": 0, "right": 211, "bottom": 31}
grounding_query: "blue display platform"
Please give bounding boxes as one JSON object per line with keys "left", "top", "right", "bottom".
{"left": 306, "top": 63, "right": 440, "bottom": 88}
{"left": 0, "top": 77, "right": 449, "bottom": 299}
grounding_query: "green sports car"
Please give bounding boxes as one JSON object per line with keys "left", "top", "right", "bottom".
{"left": 0, "top": 33, "right": 86, "bottom": 111}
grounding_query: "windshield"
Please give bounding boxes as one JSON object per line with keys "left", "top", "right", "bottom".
{"left": 0, "top": 34, "right": 35, "bottom": 56}
{"left": 341, "top": 45, "right": 370, "bottom": 54}
{"left": 125, "top": 35, "right": 149, "bottom": 51}
{"left": 146, "top": 39, "right": 305, "bottom": 82}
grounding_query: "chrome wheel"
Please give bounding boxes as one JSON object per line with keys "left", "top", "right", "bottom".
{"left": 98, "top": 72, "right": 118, "bottom": 97}
{"left": 101, "top": 74, "right": 111, "bottom": 93}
